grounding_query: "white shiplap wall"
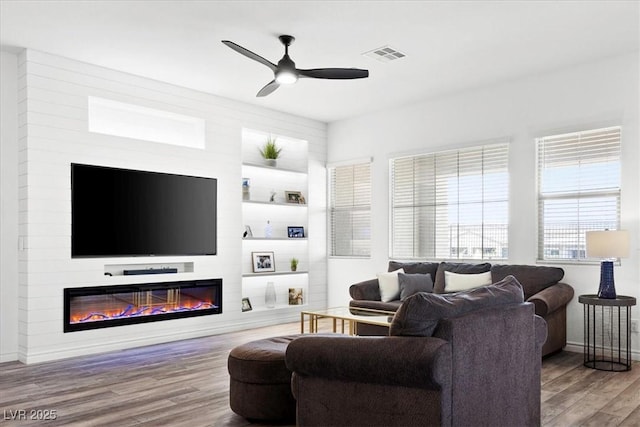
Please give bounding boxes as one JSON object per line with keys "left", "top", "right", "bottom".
{"left": 15, "top": 49, "right": 327, "bottom": 363}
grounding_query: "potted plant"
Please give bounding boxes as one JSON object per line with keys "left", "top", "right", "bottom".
{"left": 259, "top": 136, "right": 282, "bottom": 167}
{"left": 290, "top": 257, "right": 299, "bottom": 272}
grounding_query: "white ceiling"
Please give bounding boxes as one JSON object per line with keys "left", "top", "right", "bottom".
{"left": 1, "top": 1, "right": 638, "bottom": 123}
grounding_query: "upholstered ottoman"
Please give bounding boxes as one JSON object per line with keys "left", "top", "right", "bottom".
{"left": 227, "top": 335, "right": 299, "bottom": 421}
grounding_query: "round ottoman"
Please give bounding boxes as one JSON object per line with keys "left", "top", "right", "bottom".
{"left": 228, "top": 334, "right": 300, "bottom": 421}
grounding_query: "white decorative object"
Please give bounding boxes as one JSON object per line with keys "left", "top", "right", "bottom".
{"left": 444, "top": 271, "right": 492, "bottom": 292}
{"left": 264, "top": 220, "right": 273, "bottom": 238}
{"left": 377, "top": 268, "right": 405, "bottom": 302}
{"left": 265, "top": 282, "right": 276, "bottom": 308}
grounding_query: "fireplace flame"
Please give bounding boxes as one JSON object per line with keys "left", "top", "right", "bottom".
{"left": 70, "top": 301, "right": 217, "bottom": 324}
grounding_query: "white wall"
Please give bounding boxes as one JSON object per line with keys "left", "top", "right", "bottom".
{"left": 1, "top": 50, "right": 20, "bottom": 362}
{"left": 1, "top": 49, "right": 327, "bottom": 363}
{"left": 327, "top": 53, "right": 640, "bottom": 356}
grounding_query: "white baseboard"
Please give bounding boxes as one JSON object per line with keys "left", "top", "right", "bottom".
{"left": 18, "top": 312, "right": 302, "bottom": 364}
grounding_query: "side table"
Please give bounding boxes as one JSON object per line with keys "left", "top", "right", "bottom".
{"left": 578, "top": 294, "right": 636, "bottom": 371}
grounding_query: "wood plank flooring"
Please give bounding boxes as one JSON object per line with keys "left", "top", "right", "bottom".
{"left": 1, "top": 321, "right": 638, "bottom": 427}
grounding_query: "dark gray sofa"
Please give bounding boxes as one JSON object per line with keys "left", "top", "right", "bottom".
{"left": 349, "top": 261, "right": 574, "bottom": 356}
{"left": 287, "top": 277, "right": 547, "bottom": 426}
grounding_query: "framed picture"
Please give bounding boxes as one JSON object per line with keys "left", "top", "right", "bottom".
{"left": 289, "top": 288, "right": 303, "bottom": 305}
{"left": 241, "top": 297, "right": 252, "bottom": 312}
{"left": 252, "top": 251, "right": 275, "bottom": 273}
{"left": 243, "top": 225, "right": 253, "bottom": 239}
{"left": 287, "top": 226, "right": 305, "bottom": 238}
{"left": 285, "top": 191, "right": 303, "bottom": 204}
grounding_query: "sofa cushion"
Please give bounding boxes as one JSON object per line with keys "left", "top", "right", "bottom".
{"left": 433, "top": 262, "right": 492, "bottom": 293}
{"left": 389, "top": 275, "right": 524, "bottom": 337}
{"left": 378, "top": 269, "right": 404, "bottom": 302}
{"left": 399, "top": 273, "right": 434, "bottom": 301}
{"left": 388, "top": 261, "right": 439, "bottom": 282}
{"left": 491, "top": 264, "right": 564, "bottom": 300}
{"left": 444, "top": 271, "right": 492, "bottom": 292}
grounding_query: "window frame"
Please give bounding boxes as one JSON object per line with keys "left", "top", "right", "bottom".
{"left": 327, "top": 159, "right": 372, "bottom": 258}
{"left": 389, "top": 142, "right": 510, "bottom": 261}
{"left": 535, "top": 126, "right": 622, "bottom": 263}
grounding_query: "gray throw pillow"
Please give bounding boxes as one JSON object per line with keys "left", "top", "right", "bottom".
{"left": 389, "top": 275, "right": 525, "bottom": 337}
{"left": 398, "top": 273, "right": 433, "bottom": 301}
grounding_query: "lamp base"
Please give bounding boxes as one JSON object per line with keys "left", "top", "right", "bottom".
{"left": 597, "top": 260, "right": 616, "bottom": 299}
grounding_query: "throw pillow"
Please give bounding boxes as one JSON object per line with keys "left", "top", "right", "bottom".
{"left": 444, "top": 271, "right": 492, "bottom": 292}
{"left": 433, "top": 262, "right": 491, "bottom": 293}
{"left": 399, "top": 273, "right": 434, "bottom": 301}
{"left": 377, "top": 268, "right": 405, "bottom": 302}
{"left": 389, "top": 275, "right": 524, "bottom": 337}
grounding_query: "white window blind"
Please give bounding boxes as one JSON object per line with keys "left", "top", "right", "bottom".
{"left": 328, "top": 162, "right": 371, "bottom": 257}
{"left": 390, "top": 143, "right": 509, "bottom": 260}
{"left": 537, "top": 126, "right": 621, "bottom": 261}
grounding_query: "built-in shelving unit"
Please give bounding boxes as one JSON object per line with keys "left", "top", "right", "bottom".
{"left": 241, "top": 129, "right": 309, "bottom": 312}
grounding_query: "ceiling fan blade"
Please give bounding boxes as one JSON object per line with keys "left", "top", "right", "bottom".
{"left": 256, "top": 80, "right": 280, "bottom": 97}
{"left": 298, "top": 68, "right": 369, "bottom": 79}
{"left": 221, "top": 40, "right": 277, "bottom": 72}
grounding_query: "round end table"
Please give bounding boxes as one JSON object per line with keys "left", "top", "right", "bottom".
{"left": 578, "top": 294, "right": 636, "bottom": 372}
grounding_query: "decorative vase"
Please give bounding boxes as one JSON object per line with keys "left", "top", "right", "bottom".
{"left": 265, "top": 282, "right": 276, "bottom": 308}
{"left": 264, "top": 220, "right": 272, "bottom": 238}
{"left": 264, "top": 158, "right": 277, "bottom": 167}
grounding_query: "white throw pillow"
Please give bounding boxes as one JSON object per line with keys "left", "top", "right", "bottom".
{"left": 377, "top": 268, "right": 405, "bottom": 302}
{"left": 444, "top": 270, "right": 493, "bottom": 292}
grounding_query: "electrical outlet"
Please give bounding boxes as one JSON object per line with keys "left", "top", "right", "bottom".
{"left": 632, "top": 320, "right": 639, "bottom": 334}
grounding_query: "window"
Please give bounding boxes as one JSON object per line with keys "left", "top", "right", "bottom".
{"left": 390, "top": 143, "right": 509, "bottom": 260}
{"left": 537, "top": 126, "right": 621, "bottom": 261}
{"left": 328, "top": 161, "right": 371, "bottom": 257}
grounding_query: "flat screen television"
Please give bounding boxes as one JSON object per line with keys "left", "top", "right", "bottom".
{"left": 72, "top": 163, "right": 217, "bottom": 257}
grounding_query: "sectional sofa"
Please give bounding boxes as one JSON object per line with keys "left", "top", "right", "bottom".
{"left": 349, "top": 261, "right": 574, "bottom": 356}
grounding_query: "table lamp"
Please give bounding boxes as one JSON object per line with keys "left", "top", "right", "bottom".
{"left": 586, "top": 230, "right": 629, "bottom": 299}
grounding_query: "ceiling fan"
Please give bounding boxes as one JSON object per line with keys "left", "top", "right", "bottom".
{"left": 221, "top": 35, "right": 369, "bottom": 97}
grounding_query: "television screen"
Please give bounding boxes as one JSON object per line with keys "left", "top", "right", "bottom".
{"left": 72, "top": 163, "right": 217, "bottom": 257}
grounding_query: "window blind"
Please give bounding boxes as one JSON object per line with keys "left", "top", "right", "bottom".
{"left": 329, "top": 162, "right": 371, "bottom": 257}
{"left": 537, "top": 126, "right": 621, "bottom": 261}
{"left": 390, "top": 143, "right": 509, "bottom": 260}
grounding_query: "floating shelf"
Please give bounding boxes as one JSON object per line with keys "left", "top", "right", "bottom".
{"left": 244, "top": 303, "right": 308, "bottom": 313}
{"left": 243, "top": 200, "right": 307, "bottom": 207}
{"left": 242, "top": 271, "right": 308, "bottom": 278}
{"left": 243, "top": 237, "right": 307, "bottom": 241}
{"left": 242, "top": 162, "right": 307, "bottom": 174}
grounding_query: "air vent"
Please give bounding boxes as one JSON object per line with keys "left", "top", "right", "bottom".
{"left": 363, "top": 46, "right": 406, "bottom": 63}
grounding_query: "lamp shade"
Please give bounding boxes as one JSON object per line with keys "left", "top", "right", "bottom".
{"left": 586, "top": 230, "right": 630, "bottom": 259}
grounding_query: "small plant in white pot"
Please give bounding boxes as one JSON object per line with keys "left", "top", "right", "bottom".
{"left": 290, "top": 257, "right": 299, "bottom": 272}
{"left": 259, "top": 136, "right": 282, "bottom": 167}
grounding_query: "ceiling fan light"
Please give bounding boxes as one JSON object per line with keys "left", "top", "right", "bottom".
{"left": 275, "top": 69, "right": 298, "bottom": 85}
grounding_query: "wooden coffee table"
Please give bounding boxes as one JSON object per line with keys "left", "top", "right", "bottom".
{"left": 300, "top": 306, "right": 395, "bottom": 335}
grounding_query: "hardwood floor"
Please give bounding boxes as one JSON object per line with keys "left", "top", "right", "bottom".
{"left": 1, "top": 321, "right": 638, "bottom": 427}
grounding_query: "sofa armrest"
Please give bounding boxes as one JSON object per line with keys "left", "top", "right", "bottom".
{"left": 535, "top": 315, "right": 548, "bottom": 347}
{"left": 527, "top": 282, "right": 574, "bottom": 317}
{"left": 349, "top": 278, "right": 382, "bottom": 301}
{"left": 286, "top": 335, "right": 451, "bottom": 389}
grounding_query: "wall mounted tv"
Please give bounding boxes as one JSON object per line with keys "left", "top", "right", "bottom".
{"left": 71, "top": 163, "right": 217, "bottom": 257}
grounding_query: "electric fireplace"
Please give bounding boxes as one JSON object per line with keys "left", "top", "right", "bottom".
{"left": 64, "top": 278, "right": 222, "bottom": 332}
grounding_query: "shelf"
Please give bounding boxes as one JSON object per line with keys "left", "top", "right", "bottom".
{"left": 242, "top": 162, "right": 307, "bottom": 175}
{"left": 243, "top": 237, "right": 307, "bottom": 241}
{"left": 243, "top": 200, "right": 307, "bottom": 208}
{"left": 244, "top": 303, "right": 308, "bottom": 313}
{"left": 242, "top": 271, "right": 308, "bottom": 278}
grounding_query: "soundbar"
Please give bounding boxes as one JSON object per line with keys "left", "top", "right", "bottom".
{"left": 123, "top": 268, "right": 178, "bottom": 276}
